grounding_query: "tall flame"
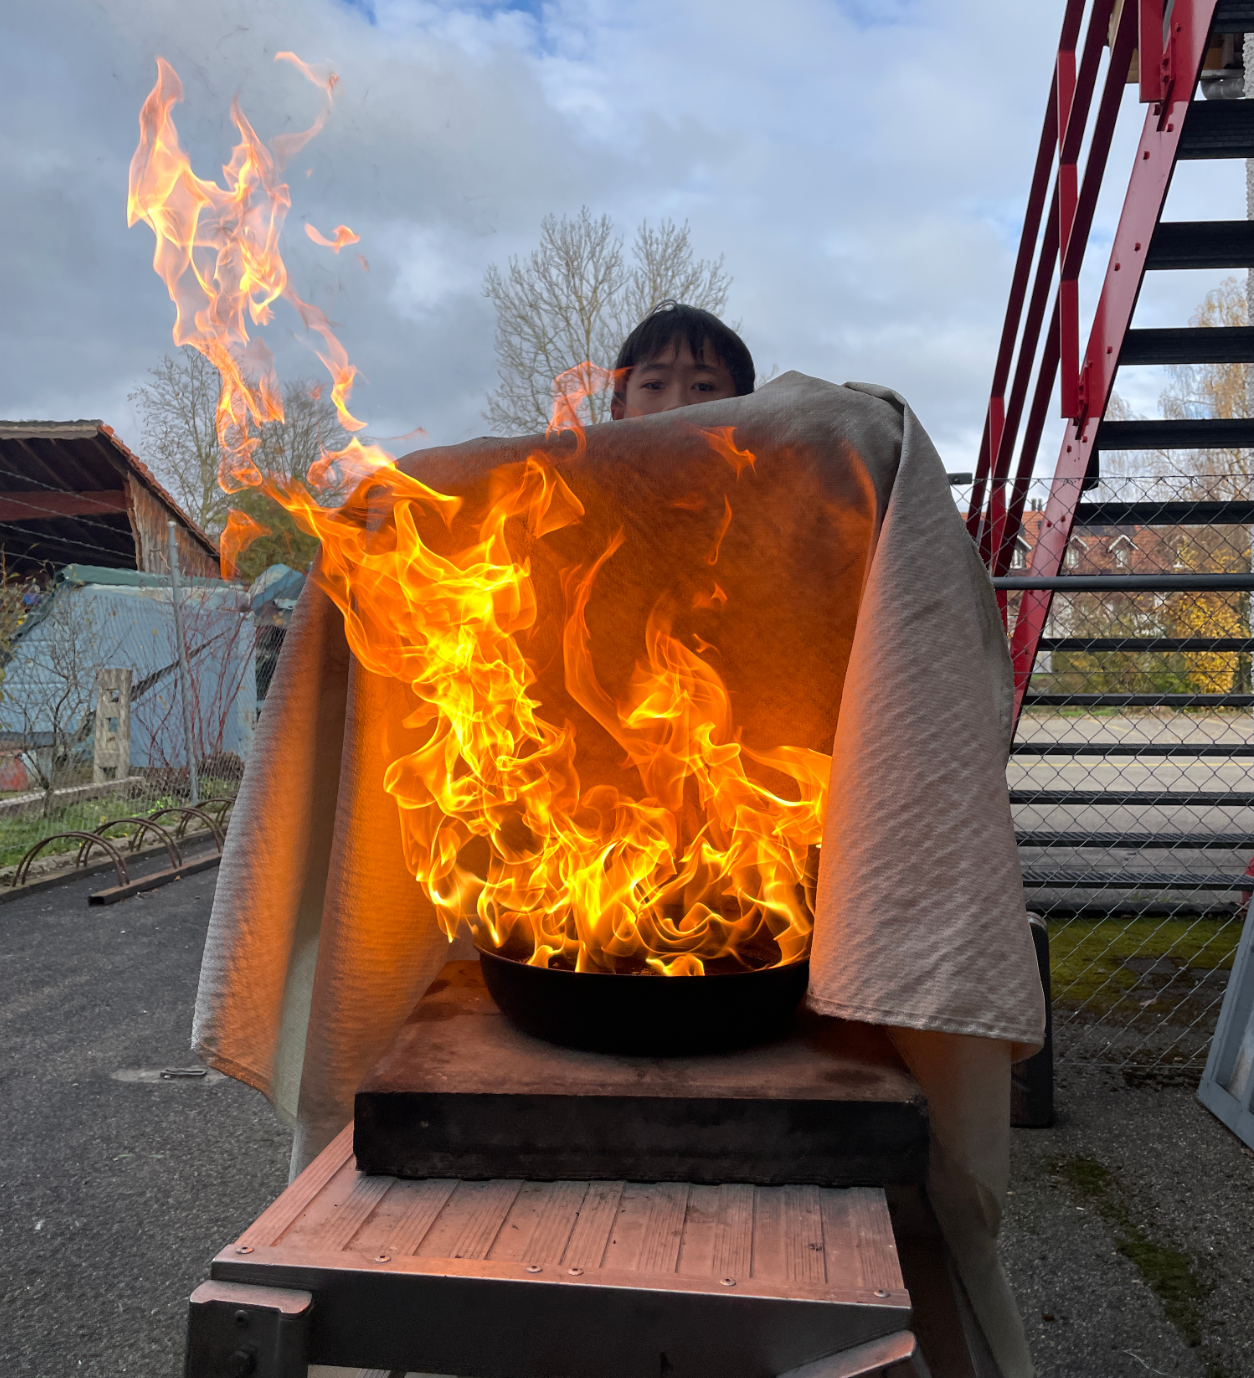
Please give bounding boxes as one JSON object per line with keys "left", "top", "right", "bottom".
{"left": 128, "top": 59, "right": 828, "bottom": 974}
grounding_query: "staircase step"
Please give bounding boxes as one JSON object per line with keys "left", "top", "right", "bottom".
{"left": 1038, "top": 637, "right": 1254, "bottom": 651}
{"left": 1094, "top": 418, "right": 1254, "bottom": 451}
{"left": 1017, "top": 832, "right": 1254, "bottom": 849}
{"left": 1179, "top": 99, "right": 1254, "bottom": 159}
{"left": 1022, "top": 871, "right": 1253, "bottom": 890}
{"left": 995, "top": 575, "right": 1254, "bottom": 591}
{"left": 1010, "top": 790, "right": 1254, "bottom": 805}
{"left": 1011, "top": 743, "right": 1254, "bottom": 757}
{"left": 1074, "top": 499, "right": 1254, "bottom": 525}
{"left": 1214, "top": 0, "right": 1254, "bottom": 34}
{"left": 1147, "top": 219, "right": 1254, "bottom": 270}
{"left": 1022, "top": 693, "right": 1254, "bottom": 707}
{"left": 1121, "top": 326, "right": 1254, "bottom": 364}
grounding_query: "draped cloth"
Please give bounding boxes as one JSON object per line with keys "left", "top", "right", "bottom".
{"left": 193, "top": 371, "right": 1044, "bottom": 1376}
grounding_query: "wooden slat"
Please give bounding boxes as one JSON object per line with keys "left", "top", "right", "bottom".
{"left": 279, "top": 1159, "right": 368, "bottom": 1248}
{"left": 819, "top": 1187, "right": 902, "bottom": 1293}
{"left": 486, "top": 1182, "right": 550, "bottom": 1263}
{"left": 527, "top": 1181, "right": 588, "bottom": 1265}
{"left": 712, "top": 1183, "right": 754, "bottom": 1281}
{"left": 675, "top": 1183, "right": 721, "bottom": 1276}
{"left": 600, "top": 1183, "right": 656, "bottom": 1271}
{"left": 7, "top": 437, "right": 82, "bottom": 492}
{"left": 236, "top": 1124, "right": 354, "bottom": 1248}
{"left": 560, "top": 1181, "right": 623, "bottom": 1270}
{"left": 443, "top": 1181, "right": 521, "bottom": 1260}
{"left": 783, "top": 1185, "right": 825, "bottom": 1286}
{"left": 637, "top": 1183, "right": 689, "bottom": 1275}
{"left": 0, "top": 490, "right": 128, "bottom": 520}
{"left": 312, "top": 1175, "right": 392, "bottom": 1252}
{"left": 751, "top": 1186, "right": 786, "bottom": 1282}
{"left": 381, "top": 1180, "right": 458, "bottom": 1256}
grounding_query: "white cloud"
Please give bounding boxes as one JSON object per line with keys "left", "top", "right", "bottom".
{"left": 0, "top": 0, "right": 1246, "bottom": 477}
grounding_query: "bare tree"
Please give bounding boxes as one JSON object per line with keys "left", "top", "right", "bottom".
{"left": 0, "top": 589, "right": 126, "bottom": 812}
{"left": 131, "top": 348, "right": 350, "bottom": 579}
{"left": 1105, "top": 277, "right": 1249, "bottom": 486}
{"left": 130, "top": 348, "right": 224, "bottom": 533}
{"left": 484, "top": 210, "right": 732, "bottom": 434}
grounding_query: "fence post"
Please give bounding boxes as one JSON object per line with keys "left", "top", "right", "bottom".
{"left": 92, "top": 668, "right": 132, "bottom": 784}
{"left": 167, "top": 521, "right": 200, "bottom": 805}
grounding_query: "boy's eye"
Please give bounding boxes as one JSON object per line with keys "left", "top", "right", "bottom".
{"left": 643, "top": 379, "right": 664, "bottom": 390}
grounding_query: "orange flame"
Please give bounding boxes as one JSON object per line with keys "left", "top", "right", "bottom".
{"left": 548, "top": 362, "right": 616, "bottom": 457}
{"left": 129, "top": 59, "right": 827, "bottom": 976}
{"left": 699, "top": 425, "right": 757, "bottom": 478}
{"left": 305, "top": 222, "right": 360, "bottom": 253}
{"left": 127, "top": 54, "right": 366, "bottom": 487}
{"left": 219, "top": 508, "right": 271, "bottom": 579}
{"left": 279, "top": 459, "right": 826, "bottom": 974}
{"left": 274, "top": 51, "right": 340, "bottom": 101}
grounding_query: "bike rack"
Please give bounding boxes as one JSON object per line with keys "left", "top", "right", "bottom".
{"left": 76, "top": 817, "right": 182, "bottom": 872}
{"left": 195, "top": 796, "right": 236, "bottom": 831}
{"left": 147, "top": 805, "right": 225, "bottom": 852}
{"left": 12, "top": 831, "right": 129, "bottom": 890}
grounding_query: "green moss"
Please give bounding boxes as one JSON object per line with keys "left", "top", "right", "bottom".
{"left": 1049, "top": 919, "right": 1240, "bottom": 1020}
{"left": 1054, "top": 1155, "right": 1212, "bottom": 1351}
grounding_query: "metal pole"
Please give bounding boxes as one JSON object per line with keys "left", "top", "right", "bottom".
{"left": 167, "top": 521, "right": 199, "bottom": 805}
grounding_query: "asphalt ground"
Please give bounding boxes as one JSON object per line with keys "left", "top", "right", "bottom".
{"left": 0, "top": 862, "right": 289, "bottom": 1378}
{"left": 3, "top": 863, "right": 1254, "bottom": 1378}
{"left": 1003, "top": 1059, "right": 1254, "bottom": 1378}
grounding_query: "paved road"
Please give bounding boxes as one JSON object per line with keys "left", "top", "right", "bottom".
{"left": 1004, "top": 1060, "right": 1254, "bottom": 1378}
{"left": 0, "top": 865, "right": 289, "bottom": 1378}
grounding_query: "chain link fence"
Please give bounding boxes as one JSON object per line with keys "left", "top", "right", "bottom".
{"left": 995, "top": 472, "right": 1253, "bottom": 1070}
{"left": 0, "top": 563, "right": 299, "bottom": 890}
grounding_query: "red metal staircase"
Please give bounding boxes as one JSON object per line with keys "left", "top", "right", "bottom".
{"left": 972, "top": 0, "right": 1254, "bottom": 1066}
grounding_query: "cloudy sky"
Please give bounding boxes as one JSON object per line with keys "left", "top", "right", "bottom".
{"left": 2, "top": 0, "right": 1246, "bottom": 476}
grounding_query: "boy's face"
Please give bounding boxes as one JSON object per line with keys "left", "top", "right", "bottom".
{"left": 611, "top": 336, "right": 738, "bottom": 419}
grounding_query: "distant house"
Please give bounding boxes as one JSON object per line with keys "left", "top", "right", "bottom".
{"left": 0, "top": 420, "right": 218, "bottom": 579}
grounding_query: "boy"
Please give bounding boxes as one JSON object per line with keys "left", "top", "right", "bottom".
{"left": 610, "top": 300, "right": 755, "bottom": 419}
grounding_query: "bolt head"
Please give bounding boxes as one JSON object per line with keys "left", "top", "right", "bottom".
{"left": 525, "top": 1264, "right": 543, "bottom": 1273}
{"left": 874, "top": 1289, "right": 890, "bottom": 1298}
{"left": 567, "top": 1267, "right": 583, "bottom": 1276}
{"left": 720, "top": 1277, "right": 737, "bottom": 1287}
{"left": 234, "top": 1245, "right": 253, "bottom": 1255}
{"left": 234, "top": 1309, "right": 250, "bottom": 1327}
{"left": 373, "top": 1253, "right": 391, "bottom": 1263}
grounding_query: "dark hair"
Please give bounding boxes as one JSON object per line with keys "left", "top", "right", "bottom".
{"left": 613, "top": 301, "right": 755, "bottom": 399}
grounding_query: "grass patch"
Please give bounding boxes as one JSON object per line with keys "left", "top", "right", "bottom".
{"left": 0, "top": 780, "right": 237, "bottom": 868}
{"left": 1054, "top": 1156, "right": 1213, "bottom": 1353}
{"left": 1050, "top": 918, "right": 1240, "bottom": 1019}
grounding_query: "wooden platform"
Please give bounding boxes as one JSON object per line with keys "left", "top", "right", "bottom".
{"left": 354, "top": 961, "right": 929, "bottom": 1186}
{"left": 202, "top": 1124, "right": 925, "bottom": 1378}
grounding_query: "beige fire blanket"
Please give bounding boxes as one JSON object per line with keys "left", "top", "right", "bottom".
{"left": 194, "top": 371, "right": 1044, "bottom": 1372}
